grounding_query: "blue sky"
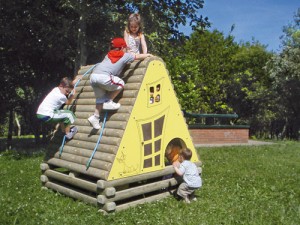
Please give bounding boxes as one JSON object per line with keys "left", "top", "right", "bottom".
{"left": 180, "top": 0, "right": 299, "bottom": 52}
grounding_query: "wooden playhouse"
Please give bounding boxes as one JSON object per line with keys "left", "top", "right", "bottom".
{"left": 40, "top": 57, "right": 202, "bottom": 213}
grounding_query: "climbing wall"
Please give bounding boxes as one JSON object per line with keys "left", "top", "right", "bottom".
{"left": 40, "top": 57, "right": 202, "bottom": 212}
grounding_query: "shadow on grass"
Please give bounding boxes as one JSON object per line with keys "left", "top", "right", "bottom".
{"left": 0, "top": 137, "right": 48, "bottom": 159}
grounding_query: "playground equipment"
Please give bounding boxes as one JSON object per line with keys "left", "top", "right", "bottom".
{"left": 40, "top": 57, "right": 202, "bottom": 213}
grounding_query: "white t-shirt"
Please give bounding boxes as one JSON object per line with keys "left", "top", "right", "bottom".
{"left": 128, "top": 34, "right": 141, "bottom": 54}
{"left": 179, "top": 160, "right": 202, "bottom": 188}
{"left": 36, "top": 87, "right": 67, "bottom": 117}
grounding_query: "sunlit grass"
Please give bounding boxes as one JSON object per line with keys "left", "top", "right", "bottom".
{"left": 0, "top": 142, "right": 299, "bottom": 224}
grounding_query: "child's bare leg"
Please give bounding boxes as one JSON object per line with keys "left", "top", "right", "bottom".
{"left": 94, "top": 103, "right": 104, "bottom": 117}
{"left": 65, "top": 125, "right": 71, "bottom": 134}
{"left": 60, "top": 123, "right": 65, "bottom": 132}
{"left": 107, "top": 89, "right": 122, "bottom": 101}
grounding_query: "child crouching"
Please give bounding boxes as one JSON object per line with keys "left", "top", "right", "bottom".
{"left": 173, "top": 148, "right": 202, "bottom": 203}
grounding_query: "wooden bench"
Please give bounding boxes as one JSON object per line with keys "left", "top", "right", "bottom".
{"left": 183, "top": 111, "right": 250, "bottom": 144}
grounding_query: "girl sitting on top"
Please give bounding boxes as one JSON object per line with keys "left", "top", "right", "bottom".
{"left": 124, "top": 13, "right": 147, "bottom": 54}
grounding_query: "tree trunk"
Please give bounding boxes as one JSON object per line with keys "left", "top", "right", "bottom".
{"left": 74, "top": 1, "right": 87, "bottom": 75}
{"left": 14, "top": 112, "right": 21, "bottom": 137}
{"left": 7, "top": 109, "right": 13, "bottom": 150}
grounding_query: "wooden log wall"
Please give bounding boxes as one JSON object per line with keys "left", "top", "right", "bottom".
{"left": 44, "top": 59, "right": 152, "bottom": 180}
{"left": 41, "top": 162, "right": 202, "bottom": 212}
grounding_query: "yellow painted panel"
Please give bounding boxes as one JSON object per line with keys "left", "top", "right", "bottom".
{"left": 108, "top": 59, "right": 199, "bottom": 180}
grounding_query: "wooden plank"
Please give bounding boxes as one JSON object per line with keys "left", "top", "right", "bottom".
{"left": 40, "top": 174, "right": 48, "bottom": 183}
{"left": 66, "top": 140, "right": 118, "bottom": 154}
{"left": 76, "top": 85, "right": 93, "bottom": 92}
{"left": 74, "top": 104, "right": 96, "bottom": 112}
{"left": 125, "top": 75, "right": 145, "bottom": 83}
{"left": 126, "top": 57, "right": 162, "bottom": 70}
{"left": 74, "top": 118, "right": 127, "bottom": 130}
{"left": 74, "top": 99, "right": 96, "bottom": 105}
{"left": 61, "top": 145, "right": 116, "bottom": 163}
{"left": 73, "top": 92, "right": 95, "bottom": 99}
{"left": 40, "top": 163, "right": 49, "bottom": 171}
{"left": 102, "top": 202, "right": 116, "bottom": 212}
{"left": 114, "top": 191, "right": 172, "bottom": 212}
{"left": 98, "top": 178, "right": 178, "bottom": 204}
{"left": 54, "top": 152, "right": 112, "bottom": 171}
{"left": 68, "top": 125, "right": 124, "bottom": 138}
{"left": 47, "top": 158, "right": 109, "bottom": 179}
{"left": 78, "top": 65, "right": 96, "bottom": 75}
{"left": 44, "top": 169, "right": 97, "bottom": 193}
{"left": 72, "top": 133, "right": 121, "bottom": 145}
{"left": 73, "top": 97, "right": 135, "bottom": 106}
{"left": 119, "top": 90, "right": 139, "bottom": 98}
{"left": 75, "top": 105, "right": 133, "bottom": 113}
{"left": 122, "top": 68, "right": 146, "bottom": 78}
{"left": 118, "top": 98, "right": 136, "bottom": 106}
{"left": 44, "top": 181, "right": 97, "bottom": 206}
{"left": 124, "top": 83, "right": 141, "bottom": 90}
{"left": 76, "top": 81, "right": 142, "bottom": 91}
{"left": 75, "top": 112, "right": 129, "bottom": 122}
{"left": 97, "top": 163, "right": 202, "bottom": 188}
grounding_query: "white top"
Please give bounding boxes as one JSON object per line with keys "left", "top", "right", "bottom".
{"left": 179, "top": 160, "right": 202, "bottom": 188}
{"left": 128, "top": 34, "right": 141, "bottom": 54}
{"left": 36, "top": 87, "right": 67, "bottom": 117}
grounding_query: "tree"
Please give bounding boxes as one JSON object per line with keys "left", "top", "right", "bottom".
{"left": 1, "top": 0, "right": 80, "bottom": 147}
{"left": 166, "top": 30, "right": 238, "bottom": 114}
{"left": 227, "top": 42, "right": 273, "bottom": 137}
{"left": 1, "top": 0, "right": 209, "bottom": 147}
{"left": 266, "top": 8, "right": 300, "bottom": 139}
{"left": 163, "top": 28, "right": 276, "bottom": 139}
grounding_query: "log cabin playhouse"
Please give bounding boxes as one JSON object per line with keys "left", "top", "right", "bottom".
{"left": 40, "top": 57, "right": 202, "bottom": 213}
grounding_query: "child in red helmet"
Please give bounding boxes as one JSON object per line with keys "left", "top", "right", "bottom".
{"left": 88, "top": 37, "right": 152, "bottom": 129}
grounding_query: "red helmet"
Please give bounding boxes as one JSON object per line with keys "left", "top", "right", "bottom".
{"left": 111, "top": 38, "right": 127, "bottom": 48}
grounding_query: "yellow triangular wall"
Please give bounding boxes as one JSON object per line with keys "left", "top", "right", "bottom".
{"left": 108, "top": 58, "right": 198, "bottom": 180}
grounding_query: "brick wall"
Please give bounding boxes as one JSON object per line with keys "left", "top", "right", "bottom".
{"left": 189, "top": 128, "right": 249, "bottom": 144}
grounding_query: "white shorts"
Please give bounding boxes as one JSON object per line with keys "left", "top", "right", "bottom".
{"left": 90, "top": 73, "right": 124, "bottom": 104}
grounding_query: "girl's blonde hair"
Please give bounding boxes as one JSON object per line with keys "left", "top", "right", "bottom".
{"left": 125, "top": 13, "right": 143, "bottom": 35}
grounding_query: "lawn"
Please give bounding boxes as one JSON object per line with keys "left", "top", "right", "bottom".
{"left": 0, "top": 141, "right": 299, "bottom": 225}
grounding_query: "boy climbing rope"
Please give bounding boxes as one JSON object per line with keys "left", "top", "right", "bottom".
{"left": 36, "top": 76, "right": 81, "bottom": 140}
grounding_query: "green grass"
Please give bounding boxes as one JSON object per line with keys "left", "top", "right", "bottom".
{"left": 0, "top": 142, "right": 299, "bottom": 224}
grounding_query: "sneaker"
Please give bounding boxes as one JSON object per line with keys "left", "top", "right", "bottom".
{"left": 66, "top": 126, "right": 78, "bottom": 140}
{"left": 103, "top": 100, "right": 120, "bottom": 110}
{"left": 189, "top": 193, "right": 197, "bottom": 202}
{"left": 88, "top": 115, "right": 101, "bottom": 129}
{"left": 190, "top": 196, "right": 197, "bottom": 202}
{"left": 183, "top": 196, "right": 191, "bottom": 204}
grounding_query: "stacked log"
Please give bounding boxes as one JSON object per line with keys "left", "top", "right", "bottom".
{"left": 41, "top": 162, "right": 202, "bottom": 212}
